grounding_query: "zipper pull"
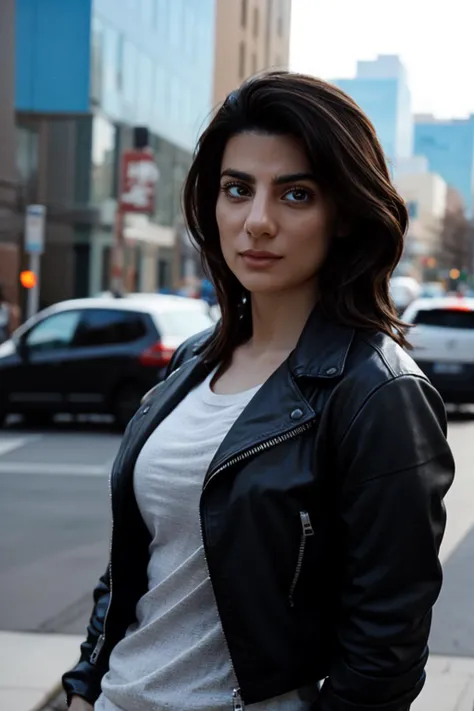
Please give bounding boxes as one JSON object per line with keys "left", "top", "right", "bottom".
{"left": 90, "top": 634, "right": 105, "bottom": 665}
{"left": 232, "top": 687, "right": 244, "bottom": 710}
{"left": 300, "top": 511, "right": 314, "bottom": 537}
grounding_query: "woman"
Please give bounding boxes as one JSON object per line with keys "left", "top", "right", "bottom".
{"left": 64, "top": 72, "right": 454, "bottom": 711}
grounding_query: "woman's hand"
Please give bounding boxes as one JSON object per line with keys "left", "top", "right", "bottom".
{"left": 69, "top": 695, "right": 94, "bottom": 711}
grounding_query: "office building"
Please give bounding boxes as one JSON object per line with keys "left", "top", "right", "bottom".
{"left": 414, "top": 115, "right": 474, "bottom": 217}
{"left": 333, "top": 55, "right": 413, "bottom": 171}
{"left": 213, "top": 0, "right": 292, "bottom": 108}
{"left": 394, "top": 170, "right": 448, "bottom": 277}
{"left": 0, "top": 0, "right": 21, "bottom": 309}
{"left": 15, "top": 0, "right": 216, "bottom": 307}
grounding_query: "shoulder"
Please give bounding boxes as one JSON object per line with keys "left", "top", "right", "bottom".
{"left": 328, "top": 329, "right": 446, "bottom": 445}
{"left": 346, "top": 329, "right": 427, "bottom": 386}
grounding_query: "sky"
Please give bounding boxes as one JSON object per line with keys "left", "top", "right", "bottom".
{"left": 290, "top": 0, "right": 474, "bottom": 119}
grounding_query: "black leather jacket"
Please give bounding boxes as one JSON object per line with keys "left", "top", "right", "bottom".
{"left": 62, "top": 308, "right": 454, "bottom": 711}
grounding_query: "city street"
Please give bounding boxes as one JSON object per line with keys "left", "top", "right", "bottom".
{"left": 1, "top": 413, "right": 473, "bottom": 650}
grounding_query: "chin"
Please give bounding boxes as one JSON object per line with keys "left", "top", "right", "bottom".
{"left": 236, "top": 273, "right": 291, "bottom": 294}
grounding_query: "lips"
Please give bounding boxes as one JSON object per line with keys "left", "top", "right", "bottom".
{"left": 240, "top": 250, "right": 281, "bottom": 260}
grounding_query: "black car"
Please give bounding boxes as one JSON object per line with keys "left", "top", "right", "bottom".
{"left": 0, "top": 296, "right": 214, "bottom": 428}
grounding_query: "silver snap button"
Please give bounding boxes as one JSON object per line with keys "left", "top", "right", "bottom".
{"left": 325, "top": 367, "right": 338, "bottom": 376}
{"left": 142, "top": 405, "right": 151, "bottom": 414}
{"left": 290, "top": 408, "right": 304, "bottom": 421}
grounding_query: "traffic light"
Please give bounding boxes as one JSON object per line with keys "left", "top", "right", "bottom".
{"left": 20, "top": 270, "right": 37, "bottom": 289}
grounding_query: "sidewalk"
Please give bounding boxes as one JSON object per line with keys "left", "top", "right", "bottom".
{"left": 0, "top": 631, "right": 82, "bottom": 711}
{"left": 0, "top": 630, "right": 473, "bottom": 711}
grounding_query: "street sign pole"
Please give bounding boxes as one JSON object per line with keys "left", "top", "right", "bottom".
{"left": 24, "top": 204, "right": 46, "bottom": 319}
{"left": 26, "top": 252, "right": 40, "bottom": 320}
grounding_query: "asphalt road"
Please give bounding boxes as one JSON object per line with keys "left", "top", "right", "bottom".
{"left": 1, "top": 413, "right": 473, "bottom": 656}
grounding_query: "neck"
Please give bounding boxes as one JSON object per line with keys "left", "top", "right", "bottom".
{"left": 247, "top": 282, "right": 318, "bottom": 354}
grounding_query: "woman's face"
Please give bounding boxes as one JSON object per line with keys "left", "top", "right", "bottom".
{"left": 216, "top": 131, "right": 335, "bottom": 297}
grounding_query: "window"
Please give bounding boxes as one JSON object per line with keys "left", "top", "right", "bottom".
{"left": 239, "top": 41, "right": 246, "bottom": 79}
{"left": 123, "top": 40, "right": 138, "bottom": 106}
{"left": 137, "top": 52, "right": 154, "bottom": 123}
{"left": 155, "top": 309, "right": 214, "bottom": 340}
{"left": 90, "top": 16, "right": 105, "bottom": 104}
{"left": 26, "top": 311, "right": 81, "bottom": 353}
{"left": 74, "top": 309, "right": 148, "bottom": 347}
{"left": 170, "top": 0, "right": 182, "bottom": 45}
{"left": 91, "top": 115, "right": 116, "bottom": 204}
{"left": 253, "top": 7, "right": 259, "bottom": 36}
{"left": 141, "top": 0, "right": 154, "bottom": 24}
{"left": 413, "top": 308, "right": 474, "bottom": 329}
{"left": 117, "top": 35, "right": 124, "bottom": 90}
{"left": 241, "top": 0, "right": 248, "bottom": 27}
{"left": 156, "top": 0, "right": 169, "bottom": 36}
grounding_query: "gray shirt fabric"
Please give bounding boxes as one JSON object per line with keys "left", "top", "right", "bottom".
{"left": 95, "top": 370, "right": 317, "bottom": 711}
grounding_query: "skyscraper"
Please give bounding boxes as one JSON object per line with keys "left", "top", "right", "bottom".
{"left": 414, "top": 115, "right": 474, "bottom": 217}
{"left": 213, "top": 0, "right": 292, "bottom": 108}
{"left": 332, "top": 55, "right": 413, "bottom": 171}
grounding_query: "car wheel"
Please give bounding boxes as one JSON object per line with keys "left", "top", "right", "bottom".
{"left": 114, "top": 383, "right": 143, "bottom": 430}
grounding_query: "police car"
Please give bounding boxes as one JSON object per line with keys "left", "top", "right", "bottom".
{"left": 402, "top": 297, "right": 474, "bottom": 404}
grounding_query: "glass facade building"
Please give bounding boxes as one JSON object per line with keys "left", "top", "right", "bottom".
{"left": 414, "top": 116, "right": 474, "bottom": 217}
{"left": 14, "top": 0, "right": 216, "bottom": 305}
{"left": 333, "top": 55, "right": 413, "bottom": 172}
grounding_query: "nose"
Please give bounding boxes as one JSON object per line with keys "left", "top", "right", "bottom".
{"left": 244, "top": 189, "right": 277, "bottom": 239}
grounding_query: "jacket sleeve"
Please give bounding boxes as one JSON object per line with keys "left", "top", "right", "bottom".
{"left": 320, "top": 375, "right": 455, "bottom": 711}
{"left": 62, "top": 566, "right": 110, "bottom": 705}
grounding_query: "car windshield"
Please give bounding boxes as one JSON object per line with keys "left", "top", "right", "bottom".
{"left": 154, "top": 308, "right": 214, "bottom": 339}
{"left": 413, "top": 308, "right": 474, "bottom": 329}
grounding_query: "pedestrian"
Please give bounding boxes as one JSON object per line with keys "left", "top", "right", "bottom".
{"left": 63, "top": 72, "right": 455, "bottom": 711}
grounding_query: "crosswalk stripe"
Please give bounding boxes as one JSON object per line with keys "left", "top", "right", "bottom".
{"left": 0, "top": 436, "right": 41, "bottom": 457}
{"left": 0, "top": 461, "right": 109, "bottom": 476}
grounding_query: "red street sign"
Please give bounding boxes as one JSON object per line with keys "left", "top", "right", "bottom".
{"left": 119, "top": 150, "right": 159, "bottom": 214}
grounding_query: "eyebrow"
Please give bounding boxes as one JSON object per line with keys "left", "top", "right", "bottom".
{"left": 220, "top": 169, "right": 316, "bottom": 185}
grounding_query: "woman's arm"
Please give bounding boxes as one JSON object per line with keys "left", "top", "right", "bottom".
{"left": 61, "top": 566, "right": 110, "bottom": 706}
{"left": 320, "top": 375, "right": 455, "bottom": 711}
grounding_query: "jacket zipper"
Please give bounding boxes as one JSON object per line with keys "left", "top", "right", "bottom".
{"left": 200, "top": 418, "right": 315, "bottom": 709}
{"left": 289, "top": 511, "right": 314, "bottom": 608}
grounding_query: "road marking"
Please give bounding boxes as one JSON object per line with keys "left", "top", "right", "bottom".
{"left": 0, "top": 462, "right": 109, "bottom": 476}
{"left": 0, "top": 436, "right": 41, "bottom": 457}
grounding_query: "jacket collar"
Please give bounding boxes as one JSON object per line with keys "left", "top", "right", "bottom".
{"left": 289, "top": 305, "right": 355, "bottom": 379}
{"left": 193, "top": 306, "right": 355, "bottom": 381}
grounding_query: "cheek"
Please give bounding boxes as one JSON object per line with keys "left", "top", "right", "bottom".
{"left": 289, "top": 213, "right": 332, "bottom": 262}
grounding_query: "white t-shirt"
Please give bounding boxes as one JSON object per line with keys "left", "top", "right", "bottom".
{"left": 95, "top": 368, "right": 318, "bottom": 711}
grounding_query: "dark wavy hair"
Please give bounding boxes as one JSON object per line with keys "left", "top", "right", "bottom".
{"left": 183, "top": 71, "right": 409, "bottom": 363}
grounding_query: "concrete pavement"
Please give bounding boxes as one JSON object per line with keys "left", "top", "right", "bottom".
{"left": 0, "top": 631, "right": 82, "bottom": 711}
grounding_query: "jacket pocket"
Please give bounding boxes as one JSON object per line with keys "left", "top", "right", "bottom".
{"left": 289, "top": 511, "right": 314, "bottom": 608}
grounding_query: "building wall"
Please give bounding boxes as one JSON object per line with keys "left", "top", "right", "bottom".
{"left": 395, "top": 171, "right": 448, "bottom": 263}
{"left": 333, "top": 55, "right": 413, "bottom": 171}
{"left": 0, "top": 0, "right": 22, "bottom": 309}
{"left": 414, "top": 116, "right": 474, "bottom": 217}
{"left": 213, "top": 0, "right": 292, "bottom": 108}
{"left": 92, "top": 0, "right": 215, "bottom": 153}
{"left": 15, "top": 0, "right": 92, "bottom": 112}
